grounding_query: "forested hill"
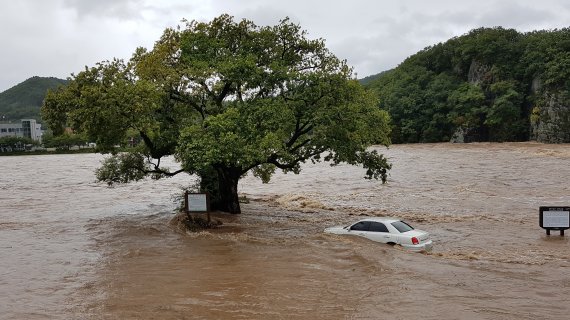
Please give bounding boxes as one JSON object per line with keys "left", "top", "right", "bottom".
{"left": 365, "top": 27, "right": 570, "bottom": 144}
{"left": 0, "top": 76, "right": 67, "bottom": 122}
{"left": 358, "top": 69, "right": 393, "bottom": 86}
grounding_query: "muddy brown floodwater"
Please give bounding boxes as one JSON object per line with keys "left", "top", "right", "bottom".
{"left": 1, "top": 142, "right": 569, "bottom": 319}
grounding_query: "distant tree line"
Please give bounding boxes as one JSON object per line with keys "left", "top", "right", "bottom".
{"left": 365, "top": 27, "right": 570, "bottom": 143}
{"left": 42, "top": 132, "right": 88, "bottom": 150}
{"left": 0, "top": 132, "right": 89, "bottom": 153}
{"left": 0, "top": 136, "right": 37, "bottom": 152}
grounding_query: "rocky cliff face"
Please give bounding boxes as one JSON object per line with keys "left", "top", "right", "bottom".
{"left": 467, "top": 60, "right": 493, "bottom": 85}
{"left": 459, "top": 62, "right": 570, "bottom": 144}
{"left": 450, "top": 60, "right": 491, "bottom": 143}
{"left": 530, "top": 84, "right": 570, "bottom": 143}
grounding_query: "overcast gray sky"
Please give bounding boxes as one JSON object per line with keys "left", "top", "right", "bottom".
{"left": 1, "top": 0, "right": 569, "bottom": 91}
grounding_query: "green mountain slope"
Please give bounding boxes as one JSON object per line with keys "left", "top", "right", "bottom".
{"left": 365, "top": 27, "right": 570, "bottom": 143}
{"left": 358, "top": 69, "right": 393, "bottom": 86}
{"left": 0, "top": 76, "right": 68, "bottom": 122}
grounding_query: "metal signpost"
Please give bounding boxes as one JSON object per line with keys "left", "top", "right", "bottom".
{"left": 539, "top": 206, "right": 570, "bottom": 236}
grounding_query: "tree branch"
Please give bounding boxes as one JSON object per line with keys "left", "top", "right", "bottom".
{"left": 265, "top": 146, "right": 326, "bottom": 170}
{"left": 141, "top": 154, "right": 186, "bottom": 177}
{"left": 134, "top": 163, "right": 186, "bottom": 177}
{"left": 286, "top": 122, "right": 313, "bottom": 148}
{"left": 139, "top": 131, "right": 156, "bottom": 154}
{"left": 170, "top": 89, "right": 205, "bottom": 120}
{"left": 289, "top": 138, "right": 311, "bottom": 152}
{"left": 216, "top": 82, "right": 232, "bottom": 106}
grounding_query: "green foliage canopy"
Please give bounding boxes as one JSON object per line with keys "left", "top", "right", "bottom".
{"left": 42, "top": 15, "right": 392, "bottom": 213}
{"left": 366, "top": 27, "right": 570, "bottom": 143}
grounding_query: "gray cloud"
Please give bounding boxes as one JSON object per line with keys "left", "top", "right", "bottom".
{"left": 62, "top": 0, "right": 146, "bottom": 20}
{"left": 1, "top": 0, "right": 569, "bottom": 91}
{"left": 470, "top": 2, "right": 557, "bottom": 30}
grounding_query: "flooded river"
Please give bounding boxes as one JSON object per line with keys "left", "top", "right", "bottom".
{"left": 1, "top": 143, "right": 569, "bottom": 319}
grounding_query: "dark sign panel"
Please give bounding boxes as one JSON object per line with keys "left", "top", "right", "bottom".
{"left": 539, "top": 206, "right": 570, "bottom": 236}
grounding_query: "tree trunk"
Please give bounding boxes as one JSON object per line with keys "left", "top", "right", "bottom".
{"left": 215, "top": 166, "right": 241, "bottom": 214}
{"left": 198, "top": 166, "right": 221, "bottom": 211}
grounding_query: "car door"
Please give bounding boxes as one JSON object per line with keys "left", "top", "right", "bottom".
{"left": 362, "top": 222, "right": 391, "bottom": 243}
{"left": 348, "top": 221, "right": 370, "bottom": 236}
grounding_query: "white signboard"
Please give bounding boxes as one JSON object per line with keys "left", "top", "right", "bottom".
{"left": 543, "top": 211, "right": 570, "bottom": 228}
{"left": 186, "top": 193, "right": 209, "bottom": 212}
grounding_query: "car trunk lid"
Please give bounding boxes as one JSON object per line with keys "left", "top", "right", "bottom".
{"left": 404, "top": 229, "right": 430, "bottom": 242}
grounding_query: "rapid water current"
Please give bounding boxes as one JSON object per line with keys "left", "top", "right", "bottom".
{"left": 1, "top": 143, "right": 569, "bottom": 319}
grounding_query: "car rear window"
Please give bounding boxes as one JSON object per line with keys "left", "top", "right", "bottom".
{"left": 391, "top": 221, "right": 414, "bottom": 233}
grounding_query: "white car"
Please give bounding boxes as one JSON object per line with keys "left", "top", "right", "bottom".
{"left": 324, "top": 217, "right": 433, "bottom": 252}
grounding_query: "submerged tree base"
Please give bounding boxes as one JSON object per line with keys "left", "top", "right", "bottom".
{"left": 169, "top": 212, "right": 223, "bottom": 233}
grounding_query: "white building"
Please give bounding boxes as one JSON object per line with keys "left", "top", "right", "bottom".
{"left": 0, "top": 119, "right": 44, "bottom": 141}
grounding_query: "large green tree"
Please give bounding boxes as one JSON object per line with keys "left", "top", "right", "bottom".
{"left": 42, "top": 15, "right": 391, "bottom": 214}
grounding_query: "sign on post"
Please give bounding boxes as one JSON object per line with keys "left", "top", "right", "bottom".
{"left": 184, "top": 192, "right": 211, "bottom": 223}
{"left": 539, "top": 206, "right": 570, "bottom": 236}
{"left": 185, "top": 192, "right": 210, "bottom": 213}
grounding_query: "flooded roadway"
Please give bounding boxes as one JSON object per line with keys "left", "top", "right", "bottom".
{"left": 1, "top": 143, "right": 569, "bottom": 319}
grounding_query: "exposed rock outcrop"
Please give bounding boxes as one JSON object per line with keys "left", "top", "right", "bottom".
{"left": 467, "top": 60, "right": 493, "bottom": 85}
{"left": 531, "top": 90, "right": 570, "bottom": 143}
{"left": 529, "top": 76, "right": 570, "bottom": 143}
{"left": 449, "top": 60, "right": 491, "bottom": 143}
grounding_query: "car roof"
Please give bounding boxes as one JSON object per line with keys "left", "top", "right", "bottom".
{"left": 357, "top": 217, "right": 401, "bottom": 223}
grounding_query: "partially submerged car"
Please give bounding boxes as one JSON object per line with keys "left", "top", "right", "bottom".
{"left": 324, "top": 217, "right": 433, "bottom": 252}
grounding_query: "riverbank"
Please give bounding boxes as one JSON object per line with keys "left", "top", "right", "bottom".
{"left": 0, "top": 148, "right": 96, "bottom": 156}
